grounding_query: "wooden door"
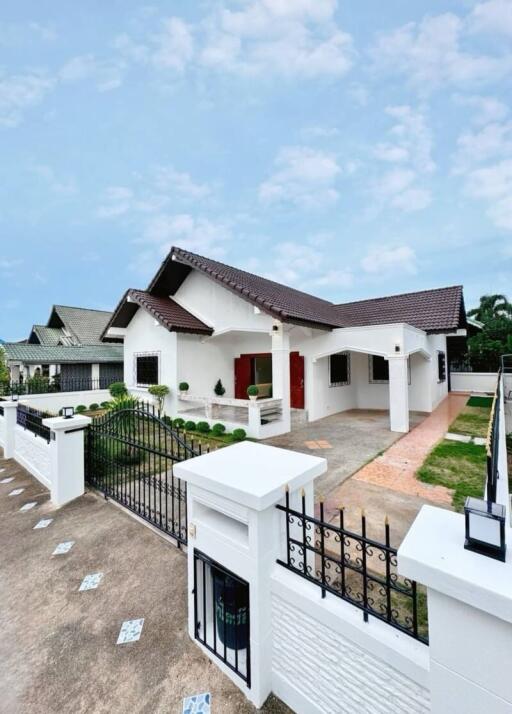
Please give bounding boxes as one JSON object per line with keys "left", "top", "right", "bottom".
{"left": 289, "top": 352, "right": 305, "bottom": 409}
{"left": 234, "top": 356, "right": 252, "bottom": 399}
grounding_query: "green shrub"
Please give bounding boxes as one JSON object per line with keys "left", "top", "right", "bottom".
{"left": 184, "top": 420, "right": 196, "bottom": 431}
{"left": 148, "top": 384, "right": 170, "bottom": 412}
{"left": 109, "top": 381, "right": 127, "bottom": 398}
{"left": 89, "top": 403, "right": 99, "bottom": 411}
{"left": 196, "top": 421, "right": 210, "bottom": 433}
{"left": 100, "top": 401, "right": 111, "bottom": 409}
{"left": 247, "top": 384, "right": 259, "bottom": 397}
{"left": 211, "top": 422, "right": 226, "bottom": 435}
{"left": 162, "top": 415, "right": 174, "bottom": 428}
{"left": 75, "top": 404, "right": 87, "bottom": 413}
{"left": 173, "top": 417, "right": 185, "bottom": 429}
{"left": 232, "top": 428, "right": 247, "bottom": 441}
{"left": 179, "top": 381, "right": 189, "bottom": 392}
{"left": 214, "top": 379, "right": 225, "bottom": 396}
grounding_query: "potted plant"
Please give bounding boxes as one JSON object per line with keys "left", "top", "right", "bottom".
{"left": 247, "top": 384, "right": 259, "bottom": 401}
{"left": 214, "top": 379, "right": 226, "bottom": 396}
{"left": 179, "top": 381, "right": 189, "bottom": 397}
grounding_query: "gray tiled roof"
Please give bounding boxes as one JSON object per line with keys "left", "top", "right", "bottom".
{"left": 30, "top": 325, "right": 75, "bottom": 346}
{"left": 2, "top": 343, "right": 124, "bottom": 364}
{"left": 50, "top": 306, "right": 113, "bottom": 345}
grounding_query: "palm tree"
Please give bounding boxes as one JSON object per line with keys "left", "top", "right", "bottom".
{"left": 468, "top": 294, "right": 512, "bottom": 323}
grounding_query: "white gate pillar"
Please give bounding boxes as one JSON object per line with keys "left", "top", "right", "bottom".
{"left": 388, "top": 355, "right": 409, "bottom": 432}
{"left": 42, "top": 414, "right": 91, "bottom": 507}
{"left": 1, "top": 401, "right": 18, "bottom": 458}
{"left": 399, "top": 505, "right": 512, "bottom": 713}
{"left": 175, "top": 441, "right": 326, "bottom": 708}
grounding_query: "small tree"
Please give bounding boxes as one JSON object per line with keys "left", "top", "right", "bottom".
{"left": 0, "top": 347, "right": 10, "bottom": 388}
{"left": 214, "top": 379, "right": 226, "bottom": 396}
{"left": 109, "top": 381, "right": 128, "bottom": 399}
{"left": 148, "top": 384, "right": 170, "bottom": 413}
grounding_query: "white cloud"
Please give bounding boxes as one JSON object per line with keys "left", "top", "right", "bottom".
{"left": 465, "top": 159, "right": 512, "bottom": 230}
{"left": 361, "top": 246, "right": 418, "bottom": 275}
{"left": 154, "top": 167, "right": 210, "bottom": 199}
{"left": 0, "top": 71, "right": 54, "bottom": 127}
{"left": 200, "top": 0, "right": 353, "bottom": 78}
{"left": 454, "top": 120, "right": 512, "bottom": 171}
{"left": 469, "top": 0, "right": 512, "bottom": 37}
{"left": 59, "top": 54, "right": 124, "bottom": 92}
{"left": 138, "top": 213, "right": 231, "bottom": 262}
{"left": 391, "top": 187, "right": 431, "bottom": 212}
{"left": 372, "top": 12, "right": 509, "bottom": 91}
{"left": 31, "top": 164, "right": 77, "bottom": 195}
{"left": 151, "top": 18, "right": 194, "bottom": 72}
{"left": 259, "top": 146, "right": 341, "bottom": 207}
{"left": 454, "top": 94, "right": 508, "bottom": 125}
{"left": 97, "top": 186, "right": 135, "bottom": 218}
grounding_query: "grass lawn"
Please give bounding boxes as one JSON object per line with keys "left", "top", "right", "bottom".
{"left": 417, "top": 440, "right": 487, "bottom": 512}
{"left": 448, "top": 397, "right": 492, "bottom": 439}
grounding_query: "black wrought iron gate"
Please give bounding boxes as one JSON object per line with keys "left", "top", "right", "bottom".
{"left": 85, "top": 405, "right": 202, "bottom": 545}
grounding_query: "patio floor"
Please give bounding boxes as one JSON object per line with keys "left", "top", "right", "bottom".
{"left": 0, "top": 454, "right": 289, "bottom": 714}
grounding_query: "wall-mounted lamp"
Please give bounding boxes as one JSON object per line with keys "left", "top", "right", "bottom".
{"left": 394, "top": 343, "right": 401, "bottom": 353}
{"left": 62, "top": 406, "right": 75, "bottom": 420}
{"left": 10, "top": 390, "right": 19, "bottom": 402}
{"left": 464, "top": 497, "right": 506, "bottom": 562}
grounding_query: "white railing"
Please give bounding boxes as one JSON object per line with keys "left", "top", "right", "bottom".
{"left": 177, "top": 394, "right": 284, "bottom": 438}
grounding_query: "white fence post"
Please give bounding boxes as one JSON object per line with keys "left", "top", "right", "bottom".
{"left": 1, "top": 401, "right": 18, "bottom": 458}
{"left": 42, "top": 414, "right": 92, "bottom": 507}
{"left": 175, "top": 441, "right": 326, "bottom": 708}
{"left": 399, "top": 505, "right": 512, "bottom": 713}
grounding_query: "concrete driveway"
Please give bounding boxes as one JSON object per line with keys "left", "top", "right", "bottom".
{"left": 0, "top": 454, "right": 289, "bottom": 714}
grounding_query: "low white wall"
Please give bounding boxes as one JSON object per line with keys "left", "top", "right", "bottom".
{"left": 0, "top": 412, "right": 5, "bottom": 448}
{"left": 14, "top": 424, "right": 51, "bottom": 488}
{"left": 20, "top": 389, "right": 111, "bottom": 413}
{"left": 450, "top": 372, "right": 498, "bottom": 394}
{"left": 271, "top": 568, "right": 430, "bottom": 714}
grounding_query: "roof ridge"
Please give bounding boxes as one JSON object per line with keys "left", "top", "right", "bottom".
{"left": 335, "top": 285, "right": 463, "bottom": 308}
{"left": 54, "top": 304, "right": 113, "bottom": 314}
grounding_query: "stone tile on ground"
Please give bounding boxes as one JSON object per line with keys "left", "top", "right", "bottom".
{"left": 446, "top": 432, "right": 472, "bottom": 443}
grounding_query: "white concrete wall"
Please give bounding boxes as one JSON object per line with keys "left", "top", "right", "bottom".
{"left": 271, "top": 568, "right": 430, "bottom": 714}
{"left": 20, "top": 389, "right": 111, "bottom": 413}
{"left": 13, "top": 424, "right": 51, "bottom": 488}
{"left": 428, "top": 334, "right": 448, "bottom": 409}
{"left": 0, "top": 412, "right": 5, "bottom": 448}
{"left": 450, "top": 372, "right": 498, "bottom": 394}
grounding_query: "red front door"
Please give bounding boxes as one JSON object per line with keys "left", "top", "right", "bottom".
{"left": 290, "top": 351, "right": 305, "bottom": 409}
{"left": 234, "top": 355, "right": 252, "bottom": 399}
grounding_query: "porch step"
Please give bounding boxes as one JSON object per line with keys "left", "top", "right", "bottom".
{"left": 291, "top": 408, "right": 308, "bottom": 429}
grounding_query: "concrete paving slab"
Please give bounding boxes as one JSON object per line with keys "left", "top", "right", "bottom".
{"left": 446, "top": 432, "right": 472, "bottom": 443}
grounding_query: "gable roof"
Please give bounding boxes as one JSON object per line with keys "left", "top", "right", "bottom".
{"left": 47, "top": 305, "right": 114, "bottom": 345}
{"left": 29, "top": 324, "right": 79, "bottom": 346}
{"left": 3, "top": 343, "right": 124, "bottom": 365}
{"left": 333, "top": 286, "right": 466, "bottom": 333}
{"left": 103, "top": 289, "right": 213, "bottom": 338}
{"left": 146, "top": 246, "right": 467, "bottom": 333}
{"left": 149, "top": 246, "right": 342, "bottom": 330}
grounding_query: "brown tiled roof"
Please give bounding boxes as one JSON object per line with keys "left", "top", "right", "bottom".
{"left": 104, "top": 289, "right": 213, "bottom": 337}
{"left": 157, "top": 247, "right": 342, "bottom": 330}
{"left": 333, "top": 286, "right": 466, "bottom": 333}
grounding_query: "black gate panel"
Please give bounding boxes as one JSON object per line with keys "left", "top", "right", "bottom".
{"left": 85, "top": 404, "right": 202, "bottom": 545}
{"left": 193, "top": 550, "right": 250, "bottom": 686}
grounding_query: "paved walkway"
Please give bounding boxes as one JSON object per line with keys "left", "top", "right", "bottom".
{"left": 0, "top": 453, "right": 289, "bottom": 714}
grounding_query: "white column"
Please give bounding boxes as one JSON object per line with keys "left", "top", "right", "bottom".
{"left": 175, "top": 441, "right": 327, "bottom": 708}
{"left": 271, "top": 321, "right": 291, "bottom": 433}
{"left": 91, "top": 363, "right": 100, "bottom": 386}
{"left": 399, "top": 505, "right": 512, "bottom": 714}
{"left": 1, "top": 401, "right": 18, "bottom": 458}
{"left": 388, "top": 355, "right": 409, "bottom": 432}
{"left": 42, "top": 414, "right": 91, "bottom": 507}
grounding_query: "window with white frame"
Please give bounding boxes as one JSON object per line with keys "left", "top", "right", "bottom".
{"left": 329, "top": 352, "right": 350, "bottom": 386}
{"left": 135, "top": 353, "right": 159, "bottom": 386}
{"left": 437, "top": 351, "right": 446, "bottom": 382}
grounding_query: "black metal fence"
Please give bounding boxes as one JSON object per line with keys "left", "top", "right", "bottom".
{"left": 486, "top": 371, "right": 502, "bottom": 503}
{"left": 85, "top": 402, "right": 202, "bottom": 545}
{"left": 16, "top": 404, "right": 52, "bottom": 443}
{"left": 194, "top": 549, "right": 251, "bottom": 686}
{"left": 0, "top": 404, "right": 4, "bottom": 417}
{"left": 449, "top": 358, "right": 499, "bottom": 373}
{"left": 276, "top": 490, "right": 428, "bottom": 644}
{"left": 1, "top": 377, "right": 119, "bottom": 397}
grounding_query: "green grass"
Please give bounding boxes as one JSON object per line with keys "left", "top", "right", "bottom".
{"left": 467, "top": 396, "right": 493, "bottom": 408}
{"left": 417, "top": 440, "right": 487, "bottom": 512}
{"left": 449, "top": 407, "right": 491, "bottom": 438}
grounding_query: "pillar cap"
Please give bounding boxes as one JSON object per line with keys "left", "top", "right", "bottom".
{"left": 398, "top": 505, "right": 512, "bottom": 624}
{"left": 0, "top": 400, "right": 19, "bottom": 409}
{"left": 42, "top": 415, "right": 92, "bottom": 431}
{"left": 174, "top": 441, "right": 326, "bottom": 511}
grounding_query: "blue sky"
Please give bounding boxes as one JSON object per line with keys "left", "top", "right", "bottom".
{"left": 0, "top": 0, "right": 511, "bottom": 340}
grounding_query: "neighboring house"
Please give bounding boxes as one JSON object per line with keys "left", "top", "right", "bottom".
{"left": 3, "top": 305, "right": 124, "bottom": 388}
{"left": 103, "top": 246, "right": 467, "bottom": 437}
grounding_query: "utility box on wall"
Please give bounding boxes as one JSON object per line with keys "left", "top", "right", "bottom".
{"left": 174, "top": 441, "right": 326, "bottom": 709}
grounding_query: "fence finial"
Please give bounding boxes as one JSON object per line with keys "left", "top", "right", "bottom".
{"left": 300, "top": 487, "right": 305, "bottom": 498}
{"left": 284, "top": 483, "right": 289, "bottom": 493}
{"left": 385, "top": 514, "right": 389, "bottom": 526}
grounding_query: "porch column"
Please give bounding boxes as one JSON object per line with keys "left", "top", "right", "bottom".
{"left": 91, "top": 363, "right": 100, "bottom": 386}
{"left": 271, "top": 321, "right": 291, "bottom": 433}
{"left": 388, "top": 355, "right": 409, "bottom": 433}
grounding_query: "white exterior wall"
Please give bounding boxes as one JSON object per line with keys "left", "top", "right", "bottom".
{"left": 450, "top": 372, "right": 498, "bottom": 393}
{"left": 427, "top": 334, "right": 448, "bottom": 409}
{"left": 13, "top": 424, "right": 51, "bottom": 488}
{"left": 271, "top": 568, "right": 430, "bottom": 714}
{"left": 0, "top": 412, "right": 5, "bottom": 447}
{"left": 20, "top": 389, "right": 111, "bottom": 413}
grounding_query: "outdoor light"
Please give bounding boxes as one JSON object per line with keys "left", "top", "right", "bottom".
{"left": 10, "top": 391, "right": 19, "bottom": 402}
{"left": 62, "top": 406, "right": 75, "bottom": 420}
{"left": 394, "top": 343, "right": 401, "bottom": 353}
{"left": 464, "top": 497, "right": 506, "bottom": 562}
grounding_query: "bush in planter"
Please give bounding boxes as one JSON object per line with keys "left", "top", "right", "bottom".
{"left": 75, "top": 404, "right": 87, "bottom": 413}
{"left": 89, "top": 403, "right": 100, "bottom": 411}
{"left": 247, "top": 385, "right": 259, "bottom": 398}
{"left": 196, "top": 421, "right": 210, "bottom": 434}
{"left": 214, "top": 379, "right": 226, "bottom": 396}
{"left": 173, "top": 417, "right": 185, "bottom": 429}
{"left": 184, "top": 420, "right": 196, "bottom": 431}
{"left": 179, "top": 382, "right": 189, "bottom": 392}
{"left": 211, "top": 422, "right": 226, "bottom": 436}
{"left": 109, "top": 381, "right": 127, "bottom": 399}
{"left": 232, "top": 428, "right": 247, "bottom": 441}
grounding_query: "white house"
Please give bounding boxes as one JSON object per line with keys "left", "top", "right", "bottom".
{"left": 103, "top": 246, "right": 467, "bottom": 438}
